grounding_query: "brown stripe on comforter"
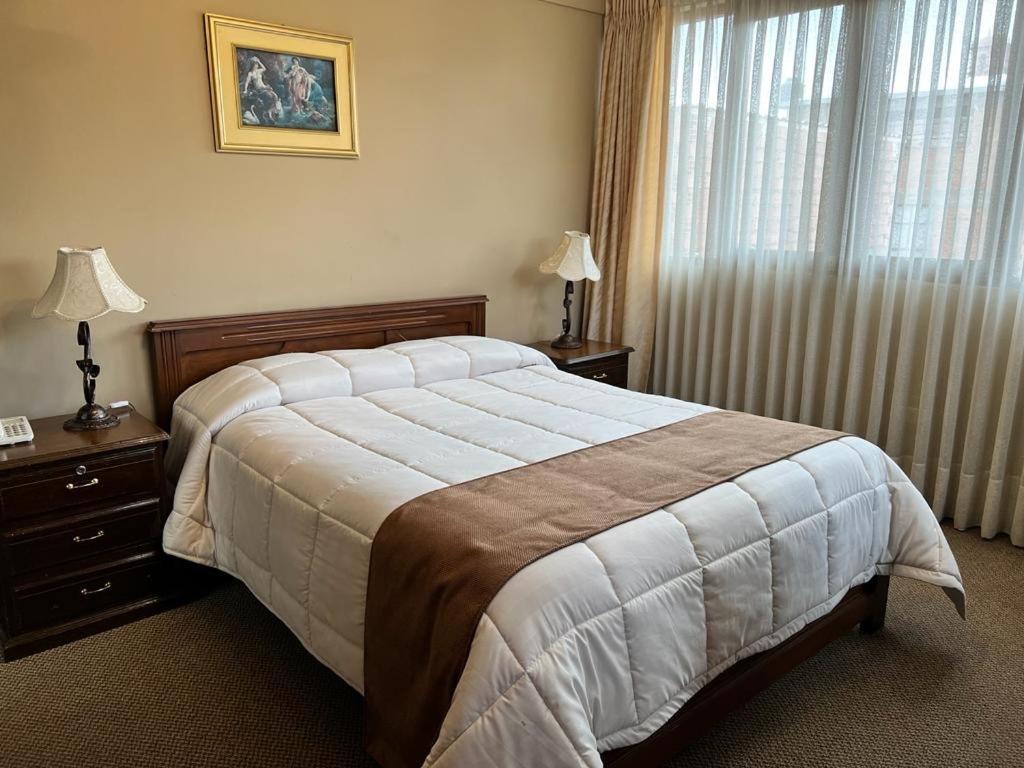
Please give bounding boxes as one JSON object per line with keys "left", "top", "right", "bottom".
{"left": 364, "top": 409, "right": 845, "bottom": 768}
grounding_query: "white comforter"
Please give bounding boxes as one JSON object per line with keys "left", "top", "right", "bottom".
{"left": 164, "top": 336, "right": 964, "bottom": 768}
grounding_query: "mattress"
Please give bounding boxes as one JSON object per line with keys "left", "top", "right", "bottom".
{"left": 164, "top": 336, "right": 964, "bottom": 768}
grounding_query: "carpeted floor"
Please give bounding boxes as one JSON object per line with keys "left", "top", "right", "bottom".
{"left": 0, "top": 524, "right": 1020, "bottom": 768}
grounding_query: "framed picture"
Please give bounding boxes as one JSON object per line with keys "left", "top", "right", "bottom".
{"left": 204, "top": 13, "right": 359, "bottom": 158}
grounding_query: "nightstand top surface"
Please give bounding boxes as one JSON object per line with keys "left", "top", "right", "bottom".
{"left": 0, "top": 409, "right": 167, "bottom": 471}
{"left": 529, "top": 339, "right": 634, "bottom": 366}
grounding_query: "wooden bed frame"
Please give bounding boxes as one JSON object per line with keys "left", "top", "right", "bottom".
{"left": 147, "top": 294, "right": 890, "bottom": 768}
{"left": 147, "top": 295, "right": 487, "bottom": 429}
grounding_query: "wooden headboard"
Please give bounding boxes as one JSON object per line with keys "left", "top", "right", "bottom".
{"left": 147, "top": 295, "right": 487, "bottom": 428}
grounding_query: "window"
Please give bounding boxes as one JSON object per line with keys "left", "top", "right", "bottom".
{"left": 663, "top": 0, "right": 1022, "bottom": 271}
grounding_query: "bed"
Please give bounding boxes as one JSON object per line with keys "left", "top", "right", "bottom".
{"left": 148, "top": 295, "right": 964, "bottom": 768}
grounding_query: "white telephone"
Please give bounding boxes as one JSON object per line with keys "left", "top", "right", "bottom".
{"left": 0, "top": 416, "right": 34, "bottom": 446}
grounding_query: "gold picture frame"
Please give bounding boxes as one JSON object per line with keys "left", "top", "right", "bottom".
{"left": 204, "top": 13, "right": 359, "bottom": 158}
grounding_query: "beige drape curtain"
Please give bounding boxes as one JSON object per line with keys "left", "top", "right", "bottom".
{"left": 584, "top": 0, "right": 667, "bottom": 390}
{"left": 587, "top": 0, "right": 1024, "bottom": 545}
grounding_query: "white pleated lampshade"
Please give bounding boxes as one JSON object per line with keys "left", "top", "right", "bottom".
{"left": 32, "top": 247, "right": 146, "bottom": 321}
{"left": 539, "top": 231, "right": 601, "bottom": 282}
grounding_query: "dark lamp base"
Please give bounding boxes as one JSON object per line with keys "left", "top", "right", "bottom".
{"left": 64, "top": 320, "right": 120, "bottom": 432}
{"left": 552, "top": 280, "right": 584, "bottom": 350}
{"left": 64, "top": 403, "right": 120, "bottom": 432}
{"left": 550, "top": 333, "right": 583, "bottom": 350}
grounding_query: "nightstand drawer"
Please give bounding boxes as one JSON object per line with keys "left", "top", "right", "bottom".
{"left": 0, "top": 448, "right": 160, "bottom": 524}
{"left": 5, "top": 501, "right": 161, "bottom": 577}
{"left": 571, "top": 362, "right": 628, "bottom": 388}
{"left": 529, "top": 341, "right": 634, "bottom": 391}
{"left": 14, "top": 557, "right": 161, "bottom": 632}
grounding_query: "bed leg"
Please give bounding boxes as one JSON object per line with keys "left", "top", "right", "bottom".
{"left": 860, "top": 575, "right": 890, "bottom": 634}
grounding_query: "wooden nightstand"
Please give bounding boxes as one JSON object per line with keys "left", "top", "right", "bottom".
{"left": 529, "top": 340, "right": 634, "bottom": 389}
{"left": 0, "top": 408, "right": 180, "bottom": 660}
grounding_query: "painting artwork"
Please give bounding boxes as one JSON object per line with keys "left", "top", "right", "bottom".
{"left": 205, "top": 14, "right": 359, "bottom": 158}
{"left": 237, "top": 48, "right": 338, "bottom": 132}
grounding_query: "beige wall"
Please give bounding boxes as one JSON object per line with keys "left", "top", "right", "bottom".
{"left": 540, "top": 0, "right": 605, "bottom": 13}
{"left": 0, "top": 0, "right": 601, "bottom": 420}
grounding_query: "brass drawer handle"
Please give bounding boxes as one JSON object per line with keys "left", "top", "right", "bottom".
{"left": 66, "top": 478, "right": 100, "bottom": 490}
{"left": 592, "top": 372, "right": 609, "bottom": 380}
{"left": 80, "top": 581, "right": 112, "bottom": 597}
{"left": 72, "top": 529, "right": 106, "bottom": 544}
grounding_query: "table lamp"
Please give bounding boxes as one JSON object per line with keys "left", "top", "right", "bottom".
{"left": 538, "top": 231, "right": 601, "bottom": 349}
{"left": 32, "top": 247, "right": 147, "bottom": 431}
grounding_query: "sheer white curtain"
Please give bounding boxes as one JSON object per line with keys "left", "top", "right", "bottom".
{"left": 653, "top": 0, "right": 1024, "bottom": 545}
